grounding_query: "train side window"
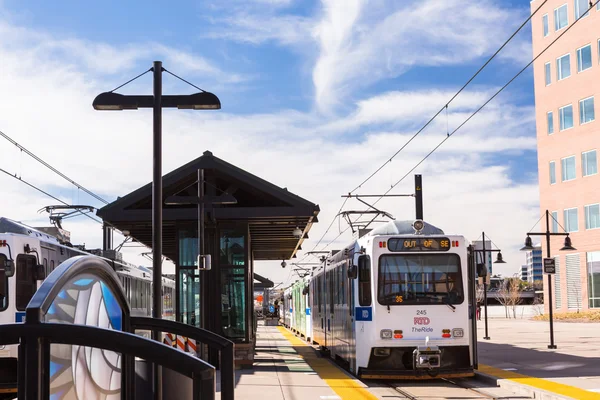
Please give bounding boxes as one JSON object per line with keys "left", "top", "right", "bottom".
{"left": 329, "top": 271, "right": 334, "bottom": 313}
{"left": 0, "top": 254, "right": 8, "bottom": 311}
{"left": 43, "top": 258, "right": 48, "bottom": 277}
{"left": 50, "top": 260, "right": 55, "bottom": 271}
{"left": 358, "top": 255, "right": 372, "bottom": 306}
{"left": 16, "top": 254, "right": 37, "bottom": 311}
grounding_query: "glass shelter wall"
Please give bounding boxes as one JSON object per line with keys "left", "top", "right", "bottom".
{"left": 219, "top": 228, "right": 248, "bottom": 341}
{"left": 178, "top": 227, "right": 201, "bottom": 327}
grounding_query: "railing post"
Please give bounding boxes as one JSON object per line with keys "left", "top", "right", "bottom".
{"left": 194, "top": 374, "right": 215, "bottom": 400}
{"left": 221, "top": 345, "right": 235, "bottom": 400}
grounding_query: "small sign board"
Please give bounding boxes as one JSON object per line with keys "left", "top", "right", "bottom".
{"left": 355, "top": 307, "right": 372, "bottom": 321}
{"left": 544, "top": 258, "right": 556, "bottom": 274}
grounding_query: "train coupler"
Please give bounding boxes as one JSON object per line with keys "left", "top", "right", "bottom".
{"left": 413, "top": 345, "right": 441, "bottom": 370}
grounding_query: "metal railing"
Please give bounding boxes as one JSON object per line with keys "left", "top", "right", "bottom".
{"left": 9, "top": 255, "right": 227, "bottom": 399}
{"left": 131, "top": 317, "right": 235, "bottom": 400}
{"left": 0, "top": 323, "right": 215, "bottom": 400}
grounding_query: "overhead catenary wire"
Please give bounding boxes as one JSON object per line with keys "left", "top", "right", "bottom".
{"left": 0, "top": 166, "right": 154, "bottom": 253}
{"left": 0, "top": 167, "right": 103, "bottom": 225}
{"left": 291, "top": 1, "right": 549, "bottom": 267}
{"left": 347, "top": 0, "right": 548, "bottom": 195}
{"left": 0, "top": 129, "right": 110, "bottom": 205}
{"left": 368, "top": 0, "right": 598, "bottom": 207}
{"left": 296, "top": 0, "right": 594, "bottom": 263}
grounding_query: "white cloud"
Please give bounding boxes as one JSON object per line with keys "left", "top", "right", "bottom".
{"left": 0, "top": 20, "right": 246, "bottom": 84}
{"left": 203, "top": 14, "right": 314, "bottom": 46}
{"left": 0, "top": 4, "right": 538, "bottom": 286}
{"left": 311, "top": 0, "right": 531, "bottom": 111}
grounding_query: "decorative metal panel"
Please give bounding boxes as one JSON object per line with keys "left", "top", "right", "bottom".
{"left": 44, "top": 274, "right": 122, "bottom": 399}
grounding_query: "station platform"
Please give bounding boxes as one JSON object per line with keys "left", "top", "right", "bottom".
{"left": 476, "top": 318, "right": 600, "bottom": 400}
{"left": 216, "top": 322, "right": 539, "bottom": 400}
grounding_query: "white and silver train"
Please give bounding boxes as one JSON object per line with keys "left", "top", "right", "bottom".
{"left": 0, "top": 217, "right": 175, "bottom": 392}
{"left": 283, "top": 219, "right": 477, "bottom": 379}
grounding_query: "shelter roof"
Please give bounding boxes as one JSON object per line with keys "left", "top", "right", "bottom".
{"left": 97, "top": 151, "right": 319, "bottom": 261}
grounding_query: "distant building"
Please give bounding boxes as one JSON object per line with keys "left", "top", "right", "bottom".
{"left": 526, "top": 244, "right": 543, "bottom": 283}
{"left": 530, "top": 0, "right": 600, "bottom": 311}
{"left": 472, "top": 240, "right": 493, "bottom": 276}
{"left": 521, "top": 265, "right": 529, "bottom": 281}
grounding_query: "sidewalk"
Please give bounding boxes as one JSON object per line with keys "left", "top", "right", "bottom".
{"left": 476, "top": 318, "right": 600, "bottom": 399}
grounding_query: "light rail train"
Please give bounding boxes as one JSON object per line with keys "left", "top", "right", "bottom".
{"left": 282, "top": 219, "right": 477, "bottom": 379}
{"left": 0, "top": 217, "right": 175, "bottom": 394}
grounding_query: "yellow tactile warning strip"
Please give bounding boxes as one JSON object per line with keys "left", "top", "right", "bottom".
{"left": 277, "top": 326, "right": 378, "bottom": 400}
{"left": 479, "top": 364, "right": 600, "bottom": 400}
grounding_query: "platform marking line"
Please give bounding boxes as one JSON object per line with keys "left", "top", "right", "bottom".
{"left": 277, "top": 326, "right": 378, "bottom": 400}
{"left": 479, "top": 364, "right": 600, "bottom": 400}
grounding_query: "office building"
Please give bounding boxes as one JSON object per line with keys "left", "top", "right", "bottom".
{"left": 531, "top": 0, "right": 600, "bottom": 310}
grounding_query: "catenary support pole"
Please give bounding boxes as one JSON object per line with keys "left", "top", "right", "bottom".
{"left": 415, "top": 174, "right": 423, "bottom": 220}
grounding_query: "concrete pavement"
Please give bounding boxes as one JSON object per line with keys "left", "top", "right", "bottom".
{"left": 476, "top": 318, "right": 600, "bottom": 398}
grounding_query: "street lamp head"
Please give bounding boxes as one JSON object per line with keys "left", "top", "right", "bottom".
{"left": 494, "top": 252, "right": 506, "bottom": 264}
{"left": 560, "top": 235, "right": 576, "bottom": 251}
{"left": 176, "top": 92, "right": 221, "bottom": 110}
{"left": 93, "top": 92, "right": 139, "bottom": 110}
{"left": 520, "top": 235, "right": 534, "bottom": 251}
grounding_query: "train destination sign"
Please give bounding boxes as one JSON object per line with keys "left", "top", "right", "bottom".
{"left": 387, "top": 237, "right": 451, "bottom": 252}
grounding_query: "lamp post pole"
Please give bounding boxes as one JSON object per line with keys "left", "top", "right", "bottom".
{"left": 521, "top": 209, "right": 575, "bottom": 350}
{"left": 482, "top": 232, "right": 490, "bottom": 340}
{"left": 152, "top": 61, "right": 163, "bottom": 326}
{"left": 151, "top": 61, "right": 163, "bottom": 400}
{"left": 545, "top": 211, "right": 557, "bottom": 349}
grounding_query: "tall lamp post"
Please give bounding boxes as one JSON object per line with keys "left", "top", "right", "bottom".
{"left": 471, "top": 232, "right": 506, "bottom": 340}
{"left": 93, "top": 61, "right": 220, "bottom": 398}
{"left": 520, "top": 210, "right": 575, "bottom": 349}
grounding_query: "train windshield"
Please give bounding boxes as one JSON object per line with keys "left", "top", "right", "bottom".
{"left": 378, "top": 254, "right": 463, "bottom": 305}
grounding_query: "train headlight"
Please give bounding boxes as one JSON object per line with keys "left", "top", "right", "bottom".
{"left": 380, "top": 329, "right": 393, "bottom": 339}
{"left": 413, "top": 220, "right": 424, "bottom": 233}
{"left": 452, "top": 328, "right": 464, "bottom": 338}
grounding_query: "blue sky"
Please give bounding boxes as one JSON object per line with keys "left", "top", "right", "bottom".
{"left": 0, "top": 0, "right": 541, "bottom": 283}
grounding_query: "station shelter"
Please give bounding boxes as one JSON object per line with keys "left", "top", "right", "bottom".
{"left": 97, "top": 151, "right": 319, "bottom": 366}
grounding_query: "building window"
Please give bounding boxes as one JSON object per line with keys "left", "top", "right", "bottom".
{"left": 587, "top": 252, "right": 600, "bottom": 308}
{"left": 543, "top": 14, "right": 549, "bottom": 36}
{"left": 577, "top": 44, "right": 592, "bottom": 72}
{"left": 554, "top": 4, "right": 569, "bottom": 30}
{"left": 575, "top": 0, "right": 590, "bottom": 18}
{"left": 544, "top": 62, "right": 551, "bottom": 86}
{"left": 561, "top": 156, "right": 576, "bottom": 181}
{"left": 556, "top": 54, "right": 571, "bottom": 80}
{"left": 582, "top": 150, "right": 597, "bottom": 176}
{"left": 564, "top": 207, "right": 579, "bottom": 232}
{"left": 559, "top": 104, "right": 574, "bottom": 130}
{"left": 579, "top": 96, "right": 595, "bottom": 124}
{"left": 585, "top": 204, "right": 600, "bottom": 229}
{"left": 549, "top": 161, "right": 556, "bottom": 184}
{"left": 547, "top": 111, "right": 554, "bottom": 134}
{"left": 552, "top": 211, "right": 559, "bottom": 233}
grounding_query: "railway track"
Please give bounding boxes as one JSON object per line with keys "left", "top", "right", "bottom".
{"left": 376, "top": 377, "right": 502, "bottom": 400}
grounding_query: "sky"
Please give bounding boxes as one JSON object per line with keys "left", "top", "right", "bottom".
{"left": 0, "top": 0, "right": 542, "bottom": 287}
